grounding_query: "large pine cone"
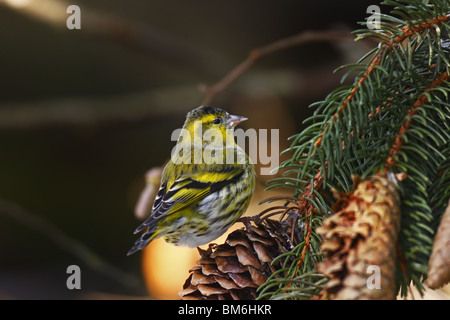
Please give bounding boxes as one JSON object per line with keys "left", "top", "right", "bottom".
{"left": 316, "top": 175, "right": 401, "bottom": 300}
{"left": 426, "top": 199, "right": 450, "bottom": 289}
{"left": 179, "top": 218, "right": 300, "bottom": 300}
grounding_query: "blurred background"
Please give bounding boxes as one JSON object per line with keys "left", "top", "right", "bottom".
{"left": 1, "top": 0, "right": 447, "bottom": 300}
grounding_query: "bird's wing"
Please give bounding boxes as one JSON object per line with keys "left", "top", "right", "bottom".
{"left": 134, "top": 163, "right": 245, "bottom": 234}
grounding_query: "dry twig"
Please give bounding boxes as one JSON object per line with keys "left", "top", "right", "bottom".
{"left": 201, "top": 30, "right": 357, "bottom": 105}
{"left": 0, "top": 199, "right": 146, "bottom": 293}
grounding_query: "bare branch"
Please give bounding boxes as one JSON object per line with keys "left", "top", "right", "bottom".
{"left": 0, "top": 199, "right": 146, "bottom": 293}
{"left": 201, "top": 30, "right": 358, "bottom": 105}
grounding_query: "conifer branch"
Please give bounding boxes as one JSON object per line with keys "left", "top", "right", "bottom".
{"left": 314, "top": 12, "right": 450, "bottom": 150}
{"left": 259, "top": 0, "right": 450, "bottom": 299}
{"left": 392, "top": 13, "right": 450, "bottom": 43}
{"left": 295, "top": 215, "right": 313, "bottom": 275}
{"left": 385, "top": 72, "right": 449, "bottom": 171}
{"left": 313, "top": 50, "right": 385, "bottom": 149}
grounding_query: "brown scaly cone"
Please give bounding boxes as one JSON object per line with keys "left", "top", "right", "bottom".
{"left": 316, "top": 175, "right": 401, "bottom": 300}
{"left": 179, "top": 217, "right": 300, "bottom": 300}
{"left": 426, "top": 199, "right": 450, "bottom": 289}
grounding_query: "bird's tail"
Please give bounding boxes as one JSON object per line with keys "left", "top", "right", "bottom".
{"left": 126, "top": 227, "right": 159, "bottom": 256}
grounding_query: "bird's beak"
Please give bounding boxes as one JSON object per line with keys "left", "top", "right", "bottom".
{"left": 227, "top": 114, "right": 248, "bottom": 128}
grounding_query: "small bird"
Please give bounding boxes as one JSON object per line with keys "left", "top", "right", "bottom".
{"left": 127, "top": 106, "right": 256, "bottom": 255}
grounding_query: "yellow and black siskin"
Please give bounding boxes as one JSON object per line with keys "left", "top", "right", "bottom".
{"left": 128, "top": 106, "right": 255, "bottom": 255}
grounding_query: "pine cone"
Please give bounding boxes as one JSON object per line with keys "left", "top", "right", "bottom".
{"left": 179, "top": 218, "right": 300, "bottom": 300}
{"left": 316, "top": 175, "right": 401, "bottom": 300}
{"left": 426, "top": 199, "right": 450, "bottom": 289}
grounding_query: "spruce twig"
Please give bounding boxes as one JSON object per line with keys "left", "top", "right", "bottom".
{"left": 258, "top": 0, "right": 450, "bottom": 299}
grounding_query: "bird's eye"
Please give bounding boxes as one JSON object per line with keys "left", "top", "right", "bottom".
{"left": 212, "top": 118, "right": 222, "bottom": 125}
